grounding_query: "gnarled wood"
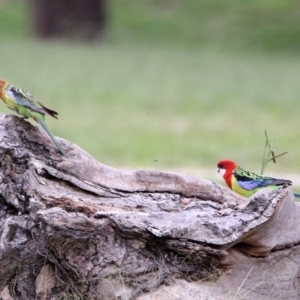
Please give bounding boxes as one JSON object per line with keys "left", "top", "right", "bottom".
{"left": 0, "top": 114, "right": 299, "bottom": 299}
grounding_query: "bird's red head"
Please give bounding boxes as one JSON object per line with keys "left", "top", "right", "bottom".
{"left": 217, "top": 160, "right": 237, "bottom": 176}
{"left": 0, "top": 79, "right": 8, "bottom": 99}
{"left": 217, "top": 160, "right": 237, "bottom": 188}
{"left": 0, "top": 79, "right": 7, "bottom": 90}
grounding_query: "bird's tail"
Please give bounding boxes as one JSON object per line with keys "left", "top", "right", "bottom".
{"left": 38, "top": 102, "right": 59, "bottom": 119}
{"left": 36, "top": 117, "right": 66, "bottom": 156}
{"left": 294, "top": 193, "right": 300, "bottom": 199}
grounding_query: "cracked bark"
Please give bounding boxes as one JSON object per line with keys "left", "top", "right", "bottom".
{"left": 0, "top": 114, "right": 300, "bottom": 300}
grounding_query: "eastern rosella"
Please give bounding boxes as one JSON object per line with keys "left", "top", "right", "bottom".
{"left": 217, "top": 159, "right": 300, "bottom": 198}
{"left": 0, "top": 79, "right": 66, "bottom": 156}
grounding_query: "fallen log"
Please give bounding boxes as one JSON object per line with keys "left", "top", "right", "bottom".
{"left": 0, "top": 114, "right": 299, "bottom": 300}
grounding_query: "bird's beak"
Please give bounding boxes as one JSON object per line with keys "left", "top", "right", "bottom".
{"left": 217, "top": 168, "right": 220, "bottom": 173}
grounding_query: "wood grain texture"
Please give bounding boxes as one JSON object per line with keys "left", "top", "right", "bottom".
{"left": 0, "top": 114, "right": 299, "bottom": 300}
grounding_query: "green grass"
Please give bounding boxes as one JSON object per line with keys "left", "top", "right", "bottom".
{"left": 0, "top": 0, "right": 300, "bottom": 179}
{"left": 110, "top": 0, "right": 300, "bottom": 51}
{"left": 0, "top": 0, "right": 29, "bottom": 38}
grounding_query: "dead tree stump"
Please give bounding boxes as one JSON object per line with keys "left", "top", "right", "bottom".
{"left": 0, "top": 114, "right": 300, "bottom": 300}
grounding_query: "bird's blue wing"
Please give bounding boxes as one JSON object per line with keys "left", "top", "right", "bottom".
{"left": 237, "top": 177, "right": 269, "bottom": 190}
{"left": 7, "top": 85, "right": 43, "bottom": 111}
{"left": 234, "top": 168, "right": 274, "bottom": 191}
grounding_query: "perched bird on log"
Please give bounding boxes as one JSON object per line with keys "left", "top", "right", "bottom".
{"left": 0, "top": 79, "right": 66, "bottom": 156}
{"left": 217, "top": 159, "right": 300, "bottom": 198}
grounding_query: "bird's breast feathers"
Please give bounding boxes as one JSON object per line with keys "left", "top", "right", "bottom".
{"left": 1, "top": 89, "right": 17, "bottom": 109}
{"left": 231, "top": 175, "right": 256, "bottom": 197}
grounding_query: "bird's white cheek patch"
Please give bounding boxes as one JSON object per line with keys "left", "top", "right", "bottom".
{"left": 218, "top": 168, "right": 226, "bottom": 176}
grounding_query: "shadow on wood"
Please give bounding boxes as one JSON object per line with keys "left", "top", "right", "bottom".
{"left": 0, "top": 114, "right": 299, "bottom": 300}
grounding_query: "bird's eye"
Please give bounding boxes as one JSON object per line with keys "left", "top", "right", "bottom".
{"left": 219, "top": 164, "right": 224, "bottom": 168}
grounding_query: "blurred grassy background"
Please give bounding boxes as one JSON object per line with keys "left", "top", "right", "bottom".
{"left": 1, "top": 0, "right": 300, "bottom": 185}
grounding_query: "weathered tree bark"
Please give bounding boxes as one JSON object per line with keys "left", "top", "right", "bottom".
{"left": 0, "top": 114, "right": 300, "bottom": 300}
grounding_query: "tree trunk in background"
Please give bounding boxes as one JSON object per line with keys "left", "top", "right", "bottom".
{"left": 0, "top": 114, "right": 300, "bottom": 300}
{"left": 30, "top": 0, "right": 106, "bottom": 40}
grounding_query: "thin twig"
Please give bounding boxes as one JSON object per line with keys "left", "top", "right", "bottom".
{"left": 231, "top": 267, "right": 253, "bottom": 300}
{"left": 239, "top": 275, "right": 293, "bottom": 299}
{"left": 260, "top": 130, "right": 287, "bottom": 175}
{"left": 266, "top": 151, "right": 288, "bottom": 163}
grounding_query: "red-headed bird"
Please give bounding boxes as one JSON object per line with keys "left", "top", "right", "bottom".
{"left": 0, "top": 79, "right": 66, "bottom": 156}
{"left": 217, "top": 159, "right": 300, "bottom": 198}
